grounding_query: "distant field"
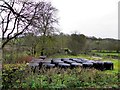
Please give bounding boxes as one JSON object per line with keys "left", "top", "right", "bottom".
{"left": 90, "top": 50, "right": 119, "bottom": 59}
{"left": 95, "top": 52, "right": 119, "bottom": 56}
{"left": 91, "top": 50, "right": 119, "bottom": 54}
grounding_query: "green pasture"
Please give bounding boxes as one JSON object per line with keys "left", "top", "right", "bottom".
{"left": 91, "top": 50, "right": 119, "bottom": 57}
{"left": 95, "top": 52, "right": 119, "bottom": 57}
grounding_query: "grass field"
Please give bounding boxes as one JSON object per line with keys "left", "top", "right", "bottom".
{"left": 91, "top": 50, "right": 120, "bottom": 58}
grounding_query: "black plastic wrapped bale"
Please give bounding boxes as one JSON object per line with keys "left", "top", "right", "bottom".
{"left": 30, "top": 59, "right": 43, "bottom": 63}
{"left": 38, "top": 62, "right": 43, "bottom": 69}
{"left": 104, "top": 61, "right": 113, "bottom": 70}
{"left": 63, "top": 59, "right": 76, "bottom": 64}
{"left": 69, "top": 58, "right": 73, "bottom": 60}
{"left": 41, "top": 61, "right": 51, "bottom": 64}
{"left": 51, "top": 59, "right": 64, "bottom": 66}
{"left": 75, "top": 59, "right": 87, "bottom": 64}
{"left": 45, "top": 58, "right": 53, "bottom": 61}
{"left": 61, "top": 58, "right": 70, "bottom": 61}
{"left": 30, "top": 59, "right": 44, "bottom": 69}
{"left": 28, "top": 62, "right": 39, "bottom": 73}
{"left": 58, "top": 63, "right": 70, "bottom": 68}
{"left": 51, "top": 58, "right": 63, "bottom": 62}
{"left": 39, "top": 56, "right": 46, "bottom": 59}
{"left": 71, "top": 63, "right": 83, "bottom": 68}
{"left": 87, "top": 60, "right": 95, "bottom": 63}
{"left": 42, "top": 63, "right": 55, "bottom": 69}
{"left": 71, "top": 58, "right": 79, "bottom": 62}
{"left": 82, "top": 62, "right": 93, "bottom": 68}
{"left": 82, "top": 59, "right": 89, "bottom": 62}
{"left": 77, "top": 58, "right": 86, "bottom": 61}
{"left": 93, "top": 61, "right": 104, "bottom": 70}
{"left": 76, "top": 58, "right": 86, "bottom": 60}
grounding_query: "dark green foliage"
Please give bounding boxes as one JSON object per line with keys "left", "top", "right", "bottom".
{"left": 2, "top": 64, "right": 119, "bottom": 89}
{"left": 2, "top": 64, "right": 27, "bottom": 88}
{"left": 68, "top": 34, "right": 86, "bottom": 55}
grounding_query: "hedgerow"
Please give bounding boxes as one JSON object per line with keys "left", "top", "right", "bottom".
{"left": 2, "top": 64, "right": 119, "bottom": 89}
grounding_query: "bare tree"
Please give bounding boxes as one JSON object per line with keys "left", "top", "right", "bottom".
{"left": 0, "top": 0, "right": 38, "bottom": 48}
{"left": 32, "top": 1, "right": 58, "bottom": 35}
{"left": 31, "top": 1, "right": 58, "bottom": 55}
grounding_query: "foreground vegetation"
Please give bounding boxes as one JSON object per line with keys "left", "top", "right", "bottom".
{"left": 2, "top": 64, "right": 119, "bottom": 89}
{"left": 2, "top": 54, "right": 119, "bottom": 89}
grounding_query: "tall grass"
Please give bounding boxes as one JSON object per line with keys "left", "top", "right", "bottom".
{"left": 2, "top": 64, "right": 119, "bottom": 89}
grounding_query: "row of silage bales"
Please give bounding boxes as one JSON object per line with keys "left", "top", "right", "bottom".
{"left": 62, "top": 59, "right": 76, "bottom": 64}
{"left": 82, "top": 60, "right": 95, "bottom": 69}
{"left": 61, "top": 58, "right": 83, "bottom": 68}
{"left": 39, "top": 55, "right": 46, "bottom": 59}
{"left": 27, "top": 58, "right": 43, "bottom": 72}
{"left": 58, "top": 63, "right": 71, "bottom": 68}
{"left": 41, "top": 58, "right": 55, "bottom": 69}
{"left": 51, "top": 58, "right": 71, "bottom": 68}
{"left": 70, "top": 63, "right": 82, "bottom": 69}
{"left": 67, "top": 58, "right": 114, "bottom": 70}
{"left": 28, "top": 58, "right": 42, "bottom": 66}
{"left": 28, "top": 58, "right": 56, "bottom": 71}
{"left": 71, "top": 58, "right": 87, "bottom": 63}
{"left": 42, "top": 63, "right": 55, "bottom": 68}
{"left": 81, "top": 59, "right": 113, "bottom": 70}
{"left": 85, "top": 60, "right": 113, "bottom": 70}
{"left": 28, "top": 58, "right": 114, "bottom": 72}
{"left": 103, "top": 61, "right": 113, "bottom": 70}
{"left": 28, "top": 62, "right": 39, "bottom": 73}
{"left": 93, "top": 61, "right": 104, "bottom": 70}
{"left": 51, "top": 58, "right": 64, "bottom": 66}
{"left": 70, "top": 58, "right": 94, "bottom": 69}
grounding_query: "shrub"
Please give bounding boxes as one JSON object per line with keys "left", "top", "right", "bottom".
{"left": 17, "top": 56, "right": 33, "bottom": 63}
{"left": 2, "top": 64, "right": 27, "bottom": 88}
{"left": 2, "top": 64, "right": 119, "bottom": 89}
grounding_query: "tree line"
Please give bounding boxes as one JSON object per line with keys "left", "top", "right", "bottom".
{"left": 4, "top": 32, "right": 120, "bottom": 56}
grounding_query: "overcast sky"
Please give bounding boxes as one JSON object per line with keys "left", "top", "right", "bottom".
{"left": 50, "top": 0, "right": 119, "bottom": 39}
{"left": 0, "top": 0, "right": 119, "bottom": 39}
